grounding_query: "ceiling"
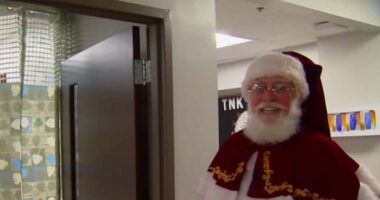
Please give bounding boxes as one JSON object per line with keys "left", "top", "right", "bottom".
{"left": 215, "top": 0, "right": 379, "bottom": 63}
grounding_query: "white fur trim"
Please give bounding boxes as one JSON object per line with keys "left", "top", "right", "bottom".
{"left": 196, "top": 172, "right": 239, "bottom": 200}
{"left": 358, "top": 182, "right": 380, "bottom": 200}
{"left": 238, "top": 152, "right": 259, "bottom": 199}
{"left": 356, "top": 165, "right": 380, "bottom": 196}
{"left": 241, "top": 52, "right": 309, "bottom": 102}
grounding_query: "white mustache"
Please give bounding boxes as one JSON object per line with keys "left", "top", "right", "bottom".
{"left": 255, "top": 102, "right": 286, "bottom": 110}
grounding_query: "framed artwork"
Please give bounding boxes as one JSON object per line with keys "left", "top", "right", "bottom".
{"left": 328, "top": 104, "right": 379, "bottom": 137}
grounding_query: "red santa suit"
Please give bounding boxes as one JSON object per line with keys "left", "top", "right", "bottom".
{"left": 198, "top": 52, "right": 380, "bottom": 200}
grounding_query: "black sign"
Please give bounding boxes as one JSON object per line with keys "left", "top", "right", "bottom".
{"left": 218, "top": 95, "right": 247, "bottom": 146}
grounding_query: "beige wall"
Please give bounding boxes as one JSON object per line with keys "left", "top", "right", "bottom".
{"left": 117, "top": 0, "right": 219, "bottom": 199}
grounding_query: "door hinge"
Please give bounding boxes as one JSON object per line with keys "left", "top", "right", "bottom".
{"left": 134, "top": 59, "right": 151, "bottom": 85}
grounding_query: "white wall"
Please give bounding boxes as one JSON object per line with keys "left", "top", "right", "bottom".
{"left": 218, "top": 58, "right": 252, "bottom": 90}
{"left": 117, "top": 0, "right": 218, "bottom": 200}
{"left": 319, "top": 31, "right": 380, "bottom": 180}
{"left": 218, "top": 31, "right": 380, "bottom": 181}
{"left": 282, "top": 0, "right": 380, "bottom": 27}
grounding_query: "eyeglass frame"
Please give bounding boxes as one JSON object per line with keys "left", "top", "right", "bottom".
{"left": 247, "top": 80, "right": 296, "bottom": 95}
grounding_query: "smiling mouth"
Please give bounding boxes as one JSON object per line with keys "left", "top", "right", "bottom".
{"left": 259, "top": 106, "right": 282, "bottom": 114}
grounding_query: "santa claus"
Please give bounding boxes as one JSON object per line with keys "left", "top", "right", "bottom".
{"left": 198, "top": 52, "right": 380, "bottom": 200}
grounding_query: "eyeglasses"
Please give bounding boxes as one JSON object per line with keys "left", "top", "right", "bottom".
{"left": 248, "top": 81, "right": 295, "bottom": 95}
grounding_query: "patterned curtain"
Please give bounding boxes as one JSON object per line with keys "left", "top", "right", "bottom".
{"left": 0, "top": 6, "right": 71, "bottom": 200}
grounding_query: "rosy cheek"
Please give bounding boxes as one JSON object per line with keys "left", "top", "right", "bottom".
{"left": 277, "top": 94, "right": 293, "bottom": 108}
{"left": 249, "top": 95, "right": 261, "bottom": 108}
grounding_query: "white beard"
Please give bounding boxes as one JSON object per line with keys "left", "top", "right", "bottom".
{"left": 244, "top": 99, "right": 302, "bottom": 145}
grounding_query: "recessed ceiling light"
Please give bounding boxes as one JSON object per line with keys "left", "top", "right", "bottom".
{"left": 216, "top": 33, "right": 251, "bottom": 48}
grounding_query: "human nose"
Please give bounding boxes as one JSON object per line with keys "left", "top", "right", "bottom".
{"left": 260, "top": 88, "right": 277, "bottom": 100}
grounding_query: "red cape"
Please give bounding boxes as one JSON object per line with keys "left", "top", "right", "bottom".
{"left": 208, "top": 128, "right": 360, "bottom": 200}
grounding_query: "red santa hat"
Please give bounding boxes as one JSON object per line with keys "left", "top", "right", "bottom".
{"left": 283, "top": 51, "right": 330, "bottom": 137}
{"left": 241, "top": 51, "right": 330, "bottom": 137}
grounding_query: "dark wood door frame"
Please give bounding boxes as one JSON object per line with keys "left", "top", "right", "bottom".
{"left": 4, "top": 1, "right": 174, "bottom": 200}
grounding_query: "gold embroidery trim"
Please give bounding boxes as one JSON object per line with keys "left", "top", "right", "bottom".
{"left": 262, "top": 151, "right": 335, "bottom": 200}
{"left": 209, "top": 162, "right": 245, "bottom": 183}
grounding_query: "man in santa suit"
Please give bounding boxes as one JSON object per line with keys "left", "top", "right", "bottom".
{"left": 198, "top": 52, "right": 380, "bottom": 200}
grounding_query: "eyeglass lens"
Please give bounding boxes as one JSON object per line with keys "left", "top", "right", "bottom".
{"left": 250, "top": 81, "right": 293, "bottom": 94}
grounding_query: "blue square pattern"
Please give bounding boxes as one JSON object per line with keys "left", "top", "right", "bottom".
{"left": 22, "top": 168, "right": 28, "bottom": 178}
{"left": 46, "top": 154, "right": 56, "bottom": 165}
{"left": 12, "top": 159, "right": 21, "bottom": 170}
